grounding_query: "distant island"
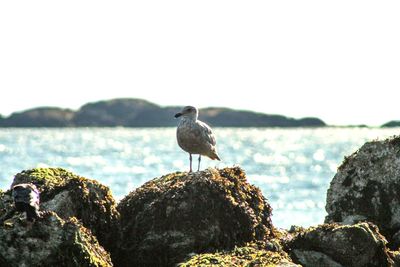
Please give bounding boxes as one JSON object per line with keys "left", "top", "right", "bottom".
{"left": 381, "top": 121, "right": 400, "bottom": 128}
{"left": 0, "top": 98, "right": 327, "bottom": 127}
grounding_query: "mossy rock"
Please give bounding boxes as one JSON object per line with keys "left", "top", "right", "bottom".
{"left": 326, "top": 136, "right": 400, "bottom": 246}
{"left": 388, "top": 250, "right": 400, "bottom": 267}
{"left": 0, "top": 190, "right": 14, "bottom": 220}
{"left": 179, "top": 241, "right": 300, "bottom": 267}
{"left": 116, "top": 167, "right": 274, "bottom": 266}
{"left": 12, "top": 168, "right": 76, "bottom": 197}
{"left": 286, "top": 222, "right": 393, "bottom": 267}
{"left": 0, "top": 212, "right": 112, "bottom": 267}
{"left": 10, "top": 168, "right": 119, "bottom": 252}
{"left": 0, "top": 189, "right": 5, "bottom": 215}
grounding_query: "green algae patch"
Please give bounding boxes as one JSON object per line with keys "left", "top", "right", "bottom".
{"left": 0, "top": 212, "right": 112, "bottom": 267}
{"left": 179, "top": 242, "right": 298, "bottom": 267}
{"left": 12, "top": 168, "right": 77, "bottom": 200}
{"left": 116, "top": 167, "right": 274, "bottom": 266}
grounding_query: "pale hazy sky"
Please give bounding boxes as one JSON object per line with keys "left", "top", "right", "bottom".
{"left": 0, "top": 1, "right": 399, "bottom": 126}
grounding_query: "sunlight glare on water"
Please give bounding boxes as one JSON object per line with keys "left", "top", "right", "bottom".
{"left": 0, "top": 127, "right": 399, "bottom": 229}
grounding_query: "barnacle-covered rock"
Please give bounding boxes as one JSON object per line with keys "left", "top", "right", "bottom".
{"left": 10, "top": 168, "right": 119, "bottom": 251}
{"left": 179, "top": 241, "right": 300, "bottom": 267}
{"left": 286, "top": 222, "right": 393, "bottom": 267}
{"left": 325, "top": 136, "right": 400, "bottom": 246}
{"left": 0, "top": 212, "right": 112, "bottom": 267}
{"left": 116, "top": 167, "right": 274, "bottom": 266}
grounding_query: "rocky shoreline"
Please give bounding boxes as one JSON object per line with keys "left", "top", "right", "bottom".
{"left": 2, "top": 135, "right": 400, "bottom": 266}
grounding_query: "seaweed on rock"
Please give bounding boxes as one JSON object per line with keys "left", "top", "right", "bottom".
{"left": 10, "top": 168, "right": 119, "bottom": 252}
{"left": 179, "top": 241, "right": 300, "bottom": 267}
{"left": 0, "top": 212, "right": 112, "bottom": 267}
{"left": 116, "top": 167, "right": 274, "bottom": 266}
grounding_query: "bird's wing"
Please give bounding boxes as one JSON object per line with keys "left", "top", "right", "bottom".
{"left": 197, "top": 121, "right": 216, "bottom": 146}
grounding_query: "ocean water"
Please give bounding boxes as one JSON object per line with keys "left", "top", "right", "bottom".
{"left": 0, "top": 127, "right": 399, "bottom": 229}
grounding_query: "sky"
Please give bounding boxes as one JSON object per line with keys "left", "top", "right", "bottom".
{"left": 0, "top": 1, "right": 399, "bottom": 126}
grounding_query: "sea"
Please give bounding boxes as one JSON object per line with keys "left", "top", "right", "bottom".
{"left": 0, "top": 127, "right": 399, "bottom": 229}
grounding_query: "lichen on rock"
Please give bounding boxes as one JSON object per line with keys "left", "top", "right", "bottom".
{"left": 325, "top": 136, "right": 400, "bottom": 246}
{"left": 116, "top": 167, "right": 274, "bottom": 266}
{"left": 0, "top": 212, "right": 112, "bottom": 267}
{"left": 286, "top": 222, "right": 393, "bottom": 267}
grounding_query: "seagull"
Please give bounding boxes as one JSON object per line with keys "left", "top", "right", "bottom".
{"left": 175, "top": 106, "right": 220, "bottom": 172}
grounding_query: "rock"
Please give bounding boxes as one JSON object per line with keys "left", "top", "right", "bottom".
{"left": 116, "top": 167, "right": 274, "bottom": 266}
{"left": 325, "top": 136, "right": 400, "bottom": 245}
{"left": 381, "top": 120, "right": 400, "bottom": 127}
{"left": 72, "top": 98, "right": 165, "bottom": 127}
{"left": 179, "top": 241, "right": 300, "bottom": 267}
{"left": 388, "top": 251, "right": 400, "bottom": 267}
{"left": 286, "top": 222, "right": 393, "bottom": 267}
{"left": 0, "top": 190, "right": 15, "bottom": 222}
{"left": 0, "top": 107, "right": 75, "bottom": 127}
{"left": 199, "top": 107, "right": 326, "bottom": 127}
{"left": 0, "top": 189, "right": 5, "bottom": 212}
{"left": 9, "top": 168, "right": 119, "bottom": 252}
{"left": 0, "top": 211, "right": 112, "bottom": 266}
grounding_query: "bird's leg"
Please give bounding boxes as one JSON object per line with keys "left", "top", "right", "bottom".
{"left": 198, "top": 155, "right": 201, "bottom": 172}
{"left": 189, "top": 154, "right": 193, "bottom": 173}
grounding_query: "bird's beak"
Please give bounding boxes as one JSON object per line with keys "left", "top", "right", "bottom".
{"left": 174, "top": 113, "right": 182, "bottom": 118}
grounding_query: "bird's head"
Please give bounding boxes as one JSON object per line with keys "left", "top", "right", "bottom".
{"left": 174, "top": 106, "right": 198, "bottom": 120}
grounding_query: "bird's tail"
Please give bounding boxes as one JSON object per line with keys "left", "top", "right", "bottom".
{"left": 209, "top": 151, "right": 221, "bottom": 161}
